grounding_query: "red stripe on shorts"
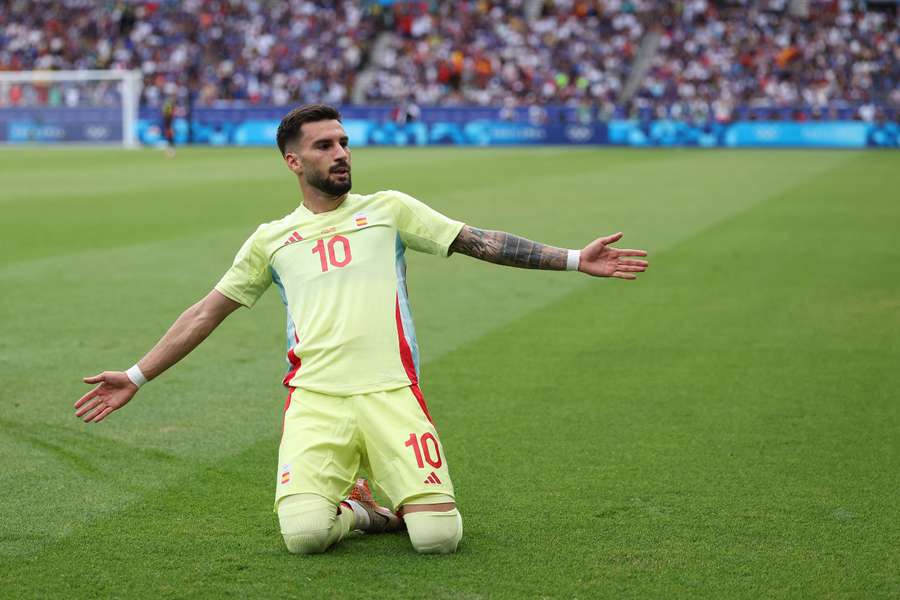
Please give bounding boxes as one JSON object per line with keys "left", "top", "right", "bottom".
{"left": 281, "top": 387, "right": 295, "bottom": 435}
{"left": 410, "top": 383, "right": 433, "bottom": 425}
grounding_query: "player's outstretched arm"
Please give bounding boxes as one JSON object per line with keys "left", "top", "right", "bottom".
{"left": 449, "top": 226, "right": 648, "bottom": 280}
{"left": 74, "top": 289, "right": 242, "bottom": 423}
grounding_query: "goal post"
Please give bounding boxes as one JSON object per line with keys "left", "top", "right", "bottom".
{"left": 0, "top": 70, "right": 143, "bottom": 148}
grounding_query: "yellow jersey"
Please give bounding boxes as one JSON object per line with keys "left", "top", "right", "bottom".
{"left": 215, "top": 190, "right": 464, "bottom": 396}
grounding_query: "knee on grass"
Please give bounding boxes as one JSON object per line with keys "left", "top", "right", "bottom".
{"left": 405, "top": 508, "right": 463, "bottom": 554}
{"left": 278, "top": 493, "right": 339, "bottom": 555}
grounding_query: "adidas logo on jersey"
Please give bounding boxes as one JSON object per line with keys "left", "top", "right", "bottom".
{"left": 283, "top": 231, "right": 303, "bottom": 245}
{"left": 423, "top": 471, "right": 442, "bottom": 485}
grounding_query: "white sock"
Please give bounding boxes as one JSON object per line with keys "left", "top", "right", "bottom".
{"left": 344, "top": 499, "right": 370, "bottom": 530}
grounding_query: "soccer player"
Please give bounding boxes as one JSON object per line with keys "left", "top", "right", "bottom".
{"left": 74, "top": 104, "right": 648, "bottom": 555}
{"left": 162, "top": 98, "right": 176, "bottom": 158}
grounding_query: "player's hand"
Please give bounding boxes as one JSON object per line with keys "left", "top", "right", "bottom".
{"left": 578, "top": 232, "right": 648, "bottom": 280}
{"left": 74, "top": 371, "right": 138, "bottom": 423}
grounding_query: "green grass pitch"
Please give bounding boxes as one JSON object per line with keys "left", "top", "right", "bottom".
{"left": 1, "top": 146, "right": 898, "bottom": 599}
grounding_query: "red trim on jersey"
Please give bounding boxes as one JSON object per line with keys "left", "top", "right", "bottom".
{"left": 395, "top": 294, "right": 418, "bottom": 386}
{"left": 282, "top": 347, "right": 302, "bottom": 387}
{"left": 396, "top": 294, "right": 433, "bottom": 424}
{"left": 410, "top": 383, "right": 433, "bottom": 425}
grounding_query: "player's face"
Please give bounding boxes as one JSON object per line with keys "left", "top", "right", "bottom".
{"left": 290, "top": 120, "right": 352, "bottom": 197}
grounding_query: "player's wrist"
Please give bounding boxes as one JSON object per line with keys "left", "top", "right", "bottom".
{"left": 125, "top": 364, "right": 148, "bottom": 388}
{"left": 566, "top": 249, "right": 581, "bottom": 272}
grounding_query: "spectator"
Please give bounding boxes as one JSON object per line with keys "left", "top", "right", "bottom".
{"left": 0, "top": 0, "right": 896, "bottom": 121}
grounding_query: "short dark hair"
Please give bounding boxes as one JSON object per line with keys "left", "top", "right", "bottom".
{"left": 276, "top": 104, "right": 342, "bottom": 155}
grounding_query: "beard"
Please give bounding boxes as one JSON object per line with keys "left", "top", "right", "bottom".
{"left": 307, "top": 167, "right": 352, "bottom": 197}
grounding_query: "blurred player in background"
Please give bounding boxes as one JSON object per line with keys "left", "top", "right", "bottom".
{"left": 74, "top": 104, "right": 648, "bottom": 555}
{"left": 162, "top": 98, "right": 176, "bottom": 158}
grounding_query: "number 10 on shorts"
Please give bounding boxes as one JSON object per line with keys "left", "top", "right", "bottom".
{"left": 404, "top": 432, "right": 442, "bottom": 469}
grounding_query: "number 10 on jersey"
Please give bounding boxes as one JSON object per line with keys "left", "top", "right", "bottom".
{"left": 312, "top": 235, "right": 352, "bottom": 272}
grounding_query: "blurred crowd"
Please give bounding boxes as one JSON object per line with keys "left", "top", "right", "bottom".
{"left": 0, "top": 0, "right": 376, "bottom": 107}
{"left": 634, "top": 0, "right": 900, "bottom": 121}
{"left": 0, "top": 0, "right": 897, "bottom": 120}
{"left": 364, "top": 0, "right": 655, "bottom": 112}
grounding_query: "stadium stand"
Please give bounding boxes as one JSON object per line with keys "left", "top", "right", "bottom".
{"left": 0, "top": 0, "right": 897, "bottom": 121}
{"left": 632, "top": 0, "right": 900, "bottom": 122}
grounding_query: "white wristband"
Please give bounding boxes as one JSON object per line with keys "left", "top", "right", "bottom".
{"left": 566, "top": 249, "right": 581, "bottom": 271}
{"left": 125, "top": 364, "right": 148, "bottom": 387}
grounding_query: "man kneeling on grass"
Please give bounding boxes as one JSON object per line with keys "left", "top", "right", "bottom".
{"left": 74, "top": 104, "right": 649, "bottom": 554}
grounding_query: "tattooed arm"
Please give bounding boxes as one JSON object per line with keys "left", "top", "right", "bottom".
{"left": 449, "top": 226, "right": 568, "bottom": 270}
{"left": 449, "top": 226, "right": 649, "bottom": 280}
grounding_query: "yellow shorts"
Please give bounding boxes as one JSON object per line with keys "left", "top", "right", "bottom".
{"left": 275, "top": 385, "right": 455, "bottom": 511}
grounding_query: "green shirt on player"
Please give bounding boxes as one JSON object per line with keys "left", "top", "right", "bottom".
{"left": 215, "top": 190, "right": 464, "bottom": 396}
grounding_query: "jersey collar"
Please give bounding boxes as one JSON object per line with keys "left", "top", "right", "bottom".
{"left": 297, "top": 194, "right": 354, "bottom": 217}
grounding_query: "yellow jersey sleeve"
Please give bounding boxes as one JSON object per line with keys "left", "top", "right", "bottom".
{"left": 215, "top": 225, "right": 273, "bottom": 308}
{"left": 391, "top": 191, "right": 465, "bottom": 257}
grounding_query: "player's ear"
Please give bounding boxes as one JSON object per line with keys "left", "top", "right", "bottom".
{"left": 283, "top": 150, "right": 302, "bottom": 174}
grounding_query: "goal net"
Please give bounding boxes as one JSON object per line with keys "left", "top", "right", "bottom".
{"left": 0, "top": 70, "right": 142, "bottom": 148}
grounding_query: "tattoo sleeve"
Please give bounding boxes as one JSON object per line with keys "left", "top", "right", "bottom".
{"left": 448, "top": 225, "right": 568, "bottom": 270}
